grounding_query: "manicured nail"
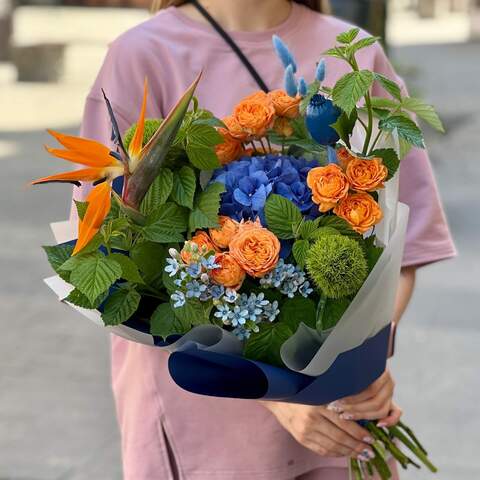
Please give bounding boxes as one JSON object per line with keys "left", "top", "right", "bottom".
{"left": 363, "top": 436, "right": 374, "bottom": 445}
{"left": 327, "top": 401, "right": 343, "bottom": 412}
{"left": 377, "top": 421, "right": 387, "bottom": 428}
{"left": 362, "top": 448, "right": 375, "bottom": 459}
{"left": 340, "top": 413, "right": 354, "bottom": 420}
{"left": 357, "top": 452, "right": 370, "bottom": 462}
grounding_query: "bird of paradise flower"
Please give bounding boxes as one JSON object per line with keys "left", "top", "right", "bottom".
{"left": 32, "top": 73, "right": 201, "bottom": 255}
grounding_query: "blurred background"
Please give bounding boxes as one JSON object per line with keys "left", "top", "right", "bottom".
{"left": 0, "top": 0, "right": 479, "bottom": 478}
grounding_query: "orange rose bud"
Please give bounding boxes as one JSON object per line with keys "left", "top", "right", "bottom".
{"left": 233, "top": 91, "right": 275, "bottom": 138}
{"left": 181, "top": 231, "right": 218, "bottom": 264}
{"left": 215, "top": 129, "right": 244, "bottom": 165}
{"left": 210, "top": 252, "right": 246, "bottom": 290}
{"left": 229, "top": 224, "right": 280, "bottom": 278}
{"left": 337, "top": 146, "right": 356, "bottom": 169}
{"left": 273, "top": 117, "right": 294, "bottom": 137}
{"left": 268, "top": 89, "right": 301, "bottom": 119}
{"left": 307, "top": 164, "right": 350, "bottom": 212}
{"left": 334, "top": 192, "right": 383, "bottom": 234}
{"left": 222, "top": 115, "right": 249, "bottom": 142}
{"left": 209, "top": 216, "right": 239, "bottom": 249}
{"left": 345, "top": 157, "right": 388, "bottom": 192}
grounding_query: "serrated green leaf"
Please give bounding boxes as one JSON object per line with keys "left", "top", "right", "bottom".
{"left": 74, "top": 200, "right": 88, "bottom": 221}
{"left": 363, "top": 236, "right": 384, "bottom": 272}
{"left": 318, "top": 216, "right": 362, "bottom": 240}
{"left": 330, "top": 109, "right": 358, "bottom": 147}
{"left": 107, "top": 253, "right": 145, "bottom": 284}
{"left": 140, "top": 168, "right": 174, "bottom": 215}
{"left": 244, "top": 322, "right": 293, "bottom": 367}
{"left": 308, "top": 226, "right": 340, "bottom": 241}
{"left": 371, "top": 148, "right": 400, "bottom": 180}
{"left": 373, "top": 73, "right": 402, "bottom": 101}
{"left": 101, "top": 288, "right": 141, "bottom": 326}
{"left": 379, "top": 115, "right": 425, "bottom": 148}
{"left": 398, "top": 136, "right": 413, "bottom": 159}
{"left": 292, "top": 240, "right": 310, "bottom": 269}
{"left": 186, "top": 144, "right": 221, "bottom": 170}
{"left": 370, "top": 96, "right": 401, "bottom": 110}
{"left": 130, "top": 241, "right": 167, "bottom": 283}
{"left": 189, "top": 182, "right": 225, "bottom": 232}
{"left": 173, "top": 298, "right": 211, "bottom": 326}
{"left": 280, "top": 296, "right": 317, "bottom": 331}
{"left": 187, "top": 123, "right": 223, "bottom": 146}
{"left": 298, "top": 219, "right": 320, "bottom": 240}
{"left": 43, "top": 244, "right": 74, "bottom": 281}
{"left": 323, "top": 46, "right": 347, "bottom": 60}
{"left": 143, "top": 202, "right": 188, "bottom": 242}
{"left": 63, "top": 288, "right": 108, "bottom": 309}
{"left": 60, "top": 252, "right": 98, "bottom": 272}
{"left": 348, "top": 36, "right": 380, "bottom": 55}
{"left": 150, "top": 302, "right": 190, "bottom": 339}
{"left": 332, "top": 71, "right": 374, "bottom": 115}
{"left": 171, "top": 166, "right": 196, "bottom": 209}
{"left": 337, "top": 27, "right": 360, "bottom": 44}
{"left": 265, "top": 194, "right": 302, "bottom": 240}
{"left": 193, "top": 117, "right": 226, "bottom": 128}
{"left": 162, "top": 269, "right": 177, "bottom": 294}
{"left": 318, "top": 297, "right": 351, "bottom": 331}
{"left": 401, "top": 97, "right": 445, "bottom": 133}
{"left": 70, "top": 255, "right": 122, "bottom": 303}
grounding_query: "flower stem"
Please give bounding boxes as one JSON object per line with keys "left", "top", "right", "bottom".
{"left": 368, "top": 129, "right": 384, "bottom": 155}
{"left": 266, "top": 137, "right": 273, "bottom": 153}
{"left": 362, "top": 92, "right": 374, "bottom": 155}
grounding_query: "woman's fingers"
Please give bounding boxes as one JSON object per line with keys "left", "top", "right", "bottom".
{"left": 323, "top": 407, "right": 375, "bottom": 445}
{"left": 377, "top": 403, "right": 403, "bottom": 428}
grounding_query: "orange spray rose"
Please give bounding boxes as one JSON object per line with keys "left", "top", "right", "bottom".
{"left": 229, "top": 224, "right": 280, "bottom": 278}
{"left": 273, "top": 117, "right": 294, "bottom": 137}
{"left": 210, "top": 252, "right": 246, "bottom": 289}
{"left": 334, "top": 192, "right": 383, "bottom": 234}
{"left": 215, "top": 129, "right": 244, "bottom": 165}
{"left": 209, "top": 216, "right": 239, "bottom": 249}
{"left": 233, "top": 91, "right": 275, "bottom": 138}
{"left": 345, "top": 157, "right": 388, "bottom": 192}
{"left": 181, "top": 231, "right": 218, "bottom": 263}
{"left": 337, "top": 146, "right": 356, "bottom": 169}
{"left": 268, "top": 89, "right": 301, "bottom": 119}
{"left": 222, "top": 115, "right": 249, "bottom": 142}
{"left": 307, "top": 164, "right": 350, "bottom": 212}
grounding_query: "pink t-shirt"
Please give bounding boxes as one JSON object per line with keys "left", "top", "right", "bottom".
{"left": 76, "top": 4, "right": 455, "bottom": 479}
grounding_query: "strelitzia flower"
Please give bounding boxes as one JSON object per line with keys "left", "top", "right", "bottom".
{"left": 33, "top": 73, "right": 201, "bottom": 255}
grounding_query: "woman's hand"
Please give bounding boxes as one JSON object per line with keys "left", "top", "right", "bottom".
{"left": 327, "top": 370, "right": 401, "bottom": 425}
{"left": 261, "top": 401, "right": 376, "bottom": 461}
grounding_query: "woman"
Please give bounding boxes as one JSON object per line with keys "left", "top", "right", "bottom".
{"left": 74, "top": 1, "right": 456, "bottom": 478}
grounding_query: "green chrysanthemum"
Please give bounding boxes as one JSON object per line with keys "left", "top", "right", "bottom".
{"left": 123, "top": 118, "right": 163, "bottom": 151}
{"left": 306, "top": 234, "right": 368, "bottom": 299}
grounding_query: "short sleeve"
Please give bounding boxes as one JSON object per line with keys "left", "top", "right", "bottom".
{"left": 372, "top": 46, "right": 456, "bottom": 267}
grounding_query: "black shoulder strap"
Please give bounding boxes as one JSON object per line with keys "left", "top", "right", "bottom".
{"left": 189, "top": 0, "right": 269, "bottom": 92}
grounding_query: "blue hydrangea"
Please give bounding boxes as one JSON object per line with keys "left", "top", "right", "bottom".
{"left": 171, "top": 291, "right": 186, "bottom": 309}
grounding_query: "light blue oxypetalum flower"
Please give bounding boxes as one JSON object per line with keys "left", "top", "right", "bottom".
{"left": 201, "top": 255, "right": 220, "bottom": 271}
{"left": 263, "top": 300, "right": 280, "bottom": 322}
{"left": 233, "top": 326, "right": 251, "bottom": 340}
{"left": 251, "top": 292, "right": 269, "bottom": 309}
{"left": 280, "top": 279, "right": 298, "bottom": 298}
{"left": 171, "top": 290, "right": 186, "bottom": 309}
{"left": 305, "top": 94, "right": 341, "bottom": 146}
{"left": 299, "top": 281, "right": 314, "bottom": 298}
{"left": 185, "top": 280, "right": 207, "bottom": 299}
{"left": 298, "top": 76, "right": 308, "bottom": 96}
{"left": 230, "top": 305, "right": 249, "bottom": 327}
{"left": 224, "top": 288, "right": 238, "bottom": 303}
{"left": 315, "top": 59, "right": 326, "bottom": 82}
{"left": 186, "top": 262, "right": 202, "bottom": 279}
{"left": 284, "top": 64, "right": 298, "bottom": 97}
{"left": 272, "top": 34, "right": 297, "bottom": 73}
{"left": 164, "top": 257, "right": 180, "bottom": 277}
{"left": 210, "top": 284, "right": 225, "bottom": 300}
{"left": 214, "top": 303, "right": 232, "bottom": 323}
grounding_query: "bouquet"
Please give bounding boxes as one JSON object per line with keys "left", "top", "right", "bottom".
{"left": 35, "top": 28, "right": 444, "bottom": 479}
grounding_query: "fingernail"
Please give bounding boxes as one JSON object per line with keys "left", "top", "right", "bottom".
{"left": 327, "top": 401, "right": 343, "bottom": 413}
{"left": 357, "top": 452, "right": 370, "bottom": 462}
{"left": 340, "top": 413, "right": 354, "bottom": 420}
{"left": 363, "top": 436, "right": 374, "bottom": 445}
{"left": 377, "top": 421, "right": 387, "bottom": 428}
{"left": 363, "top": 448, "right": 375, "bottom": 459}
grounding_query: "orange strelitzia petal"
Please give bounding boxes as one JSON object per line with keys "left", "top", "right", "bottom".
{"left": 31, "top": 168, "right": 108, "bottom": 185}
{"left": 128, "top": 78, "right": 148, "bottom": 161}
{"left": 73, "top": 182, "right": 112, "bottom": 255}
{"left": 46, "top": 130, "right": 118, "bottom": 168}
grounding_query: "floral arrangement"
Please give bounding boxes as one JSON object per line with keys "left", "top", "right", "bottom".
{"left": 35, "top": 28, "right": 443, "bottom": 480}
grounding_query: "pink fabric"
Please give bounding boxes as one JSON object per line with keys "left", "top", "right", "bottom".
{"left": 75, "top": 4, "right": 455, "bottom": 479}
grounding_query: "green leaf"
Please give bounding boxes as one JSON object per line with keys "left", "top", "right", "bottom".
{"left": 332, "top": 71, "right": 374, "bottom": 115}
{"left": 140, "top": 168, "right": 174, "bottom": 215}
{"left": 318, "top": 297, "right": 351, "bottom": 331}
{"left": 63, "top": 288, "right": 108, "bottom": 309}
{"left": 300, "top": 79, "right": 320, "bottom": 114}
{"left": 373, "top": 73, "right": 402, "bottom": 101}
{"left": 187, "top": 123, "right": 223, "bottom": 147}
{"left": 171, "top": 166, "right": 196, "bottom": 209}
{"left": 143, "top": 202, "right": 189, "bottom": 243}
{"left": 244, "top": 322, "right": 293, "bottom": 367}
{"left": 398, "top": 136, "right": 413, "bottom": 159}
{"left": 336, "top": 27, "right": 360, "bottom": 44}
{"left": 74, "top": 200, "right": 89, "bottom": 221}
{"left": 186, "top": 144, "right": 221, "bottom": 170}
{"left": 292, "top": 240, "right": 310, "bottom": 269}
{"left": 265, "top": 194, "right": 302, "bottom": 240}
{"left": 107, "top": 253, "right": 145, "bottom": 284}
{"left": 330, "top": 109, "right": 358, "bottom": 147}
{"left": 363, "top": 236, "right": 384, "bottom": 272}
{"left": 150, "top": 302, "right": 190, "bottom": 339}
{"left": 370, "top": 96, "right": 401, "bottom": 110}
{"left": 318, "top": 216, "right": 362, "bottom": 240}
{"left": 401, "top": 97, "right": 445, "bottom": 133}
{"left": 189, "top": 182, "right": 225, "bottom": 232}
{"left": 279, "top": 296, "right": 317, "bottom": 330}
{"left": 130, "top": 241, "right": 167, "bottom": 282}
{"left": 307, "top": 226, "right": 341, "bottom": 241}
{"left": 101, "top": 288, "right": 141, "bottom": 326}
{"left": 173, "top": 298, "right": 212, "bottom": 326}
{"left": 379, "top": 115, "right": 425, "bottom": 148}
{"left": 70, "top": 255, "right": 122, "bottom": 303}
{"left": 348, "top": 36, "right": 380, "bottom": 55}
{"left": 162, "top": 269, "right": 177, "bottom": 294}
{"left": 193, "top": 117, "right": 226, "bottom": 128}
{"left": 298, "top": 219, "right": 320, "bottom": 240}
{"left": 43, "top": 244, "right": 74, "bottom": 281}
{"left": 370, "top": 148, "right": 400, "bottom": 180}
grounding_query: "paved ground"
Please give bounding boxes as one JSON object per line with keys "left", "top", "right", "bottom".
{"left": 0, "top": 8, "right": 479, "bottom": 480}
